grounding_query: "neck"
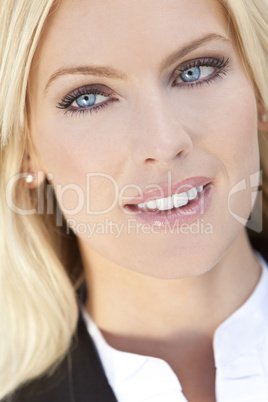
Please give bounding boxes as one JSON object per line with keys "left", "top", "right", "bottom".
{"left": 80, "top": 230, "right": 261, "bottom": 345}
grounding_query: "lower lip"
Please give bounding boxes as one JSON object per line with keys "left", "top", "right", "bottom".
{"left": 125, "top": 184, "right": 213, "bottom": 229}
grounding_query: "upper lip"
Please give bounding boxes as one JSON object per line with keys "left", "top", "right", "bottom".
{"left": 124, "top": 176, "right": 212, "bottom": 206}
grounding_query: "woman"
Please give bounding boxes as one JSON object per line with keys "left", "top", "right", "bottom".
{"left": 0, "top": 0, "right": 268, "bottom": 401}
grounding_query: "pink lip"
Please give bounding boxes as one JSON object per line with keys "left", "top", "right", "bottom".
{"left": 125, "top": 176, "right": 212, "bottom": 206}
{"left": 124, "top": 182, "right": 214, "bottom": 229}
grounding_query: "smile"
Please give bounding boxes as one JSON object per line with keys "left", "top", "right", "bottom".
{"left": 137, "top": 186, "right": 204, "bottom": 211}
{"left": 124, "top": 178, "right": 213, "bottom": 229}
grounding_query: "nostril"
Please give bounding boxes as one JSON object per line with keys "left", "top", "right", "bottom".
{"left": 145, "top": 158, "right": 156, "bottom": 164}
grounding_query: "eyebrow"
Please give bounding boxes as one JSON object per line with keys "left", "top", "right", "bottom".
{"left": 160, "top": 33, "right": 231, "bottom": 71}
{"left": 44, "top": 33, "right": 231, "bottom": 93}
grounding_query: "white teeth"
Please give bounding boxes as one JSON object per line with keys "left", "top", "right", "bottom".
{"left": 172, "top": 192, "right": 188, "bottom": 208}
{"left": 156, "top": 196, "right": 173, "bottom": 211}
{"left": 138, "top": 203, "right": 145, "bottom": 209}
{"left": 166, "top": 197, "right": 173, "bottom": 210}
{"left": 137, "top": 185, "right": 204, "bottom": 211}
{"left": 187, "top": 187, "right": 198, "bottom": 201}
{"left": 156, "top": 198, "right": 165, "bottom": 211}
{"left": 146, "top": 200, "right": 157, "bottom": 210}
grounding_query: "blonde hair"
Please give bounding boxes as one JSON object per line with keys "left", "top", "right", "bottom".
{"left": 0, "top": 0, "right": 268, "bottom": 399}
{"left": 0, "top": 1, "right": 79, "bottom": 400}
{"left": 219, "top": 0, "right": 268, "bottom": 238}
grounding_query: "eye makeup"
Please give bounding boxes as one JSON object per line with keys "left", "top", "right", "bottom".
{"left": 56, "top": 84, "right": 119, "bottom": 116}
{"left": 56, "top": 56, "right": 230, "bottom": 116}
{"left": 172, "top": 56, "right": 230, "bottom": 88}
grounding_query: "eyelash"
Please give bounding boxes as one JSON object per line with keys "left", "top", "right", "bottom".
{"left": 57, "top": 56, "right": 230, "bottom": 116}
{"left": 56, "top": 86, "right": 116, "bottom": 116}
{"left": 172, "top": 56, "right": 229, "bottom": 88}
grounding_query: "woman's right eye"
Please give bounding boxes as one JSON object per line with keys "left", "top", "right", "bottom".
{"left": 56, "top": 85, "right": 117, "bottom": 116}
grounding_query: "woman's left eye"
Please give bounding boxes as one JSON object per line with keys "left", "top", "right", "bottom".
{"left": 178, "top": 66, "right": 214, "bottom": 83}
{"left": 173, "top": 57, "right": 229, "bottom": 87}
{"left": 71, "top": 93, "right": 108, "bottom": 109}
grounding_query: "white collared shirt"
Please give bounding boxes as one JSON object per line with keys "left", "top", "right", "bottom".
{"left": 81, "top": 254, "right": 268, "bottom": 401}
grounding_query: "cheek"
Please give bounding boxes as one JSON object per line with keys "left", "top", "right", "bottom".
{"left": 31, "top": 112, "right": 128, "bottom": 214}
{"left": 192, "top": 72, "right": 260, "bottom": 179}
{"left": 181, "top": 73, "right": 260, "bottom": 227}
{"left": 32, "top": 108, "right": 127, "bottom": 178}
{"left": 214, "top": 86, "right": 259, "bottom": 180}
{"left": 208, "top": 82, "right": 260, "bottom": 224}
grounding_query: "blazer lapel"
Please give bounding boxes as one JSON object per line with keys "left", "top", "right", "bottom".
{"left": 10, "top": 313, "right": 118, "bottom": 402}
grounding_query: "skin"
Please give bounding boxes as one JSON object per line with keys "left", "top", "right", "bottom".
{"left": 28, "top": 0, "right": 267, "bottom": 400}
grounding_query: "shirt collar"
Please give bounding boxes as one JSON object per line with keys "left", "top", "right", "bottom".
{"left": 213, "top": 253, "right": 268, "bottom": 367}
{"left": 81, "top": 305, "right": 187, "bottom": 401}
{"left": 81, "top": 253, "right": 268, "bottom": 399}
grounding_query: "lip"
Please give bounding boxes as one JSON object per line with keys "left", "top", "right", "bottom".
{"left": 123, "top": 177, "right": 214, "bottom": 229}
{"left": 124, "top": 176, "right": 212, "bottom": 206}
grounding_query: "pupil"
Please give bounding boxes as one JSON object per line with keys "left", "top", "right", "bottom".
{"left": 84, "top": 96, "right": 89, "bottom": 101}
{"left": 188, "top": 70, "right": 193, "bottom": 76}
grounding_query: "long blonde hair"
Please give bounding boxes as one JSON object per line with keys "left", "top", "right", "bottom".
{"left": 0, "top": 0, "right": 268, "bottom": 399}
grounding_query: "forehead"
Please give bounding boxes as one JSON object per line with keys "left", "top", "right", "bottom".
{"left": 32, "top": 0, "right": 230, "bottom": 87}
{"left": 39, "top": 0, "right": 228, "bottom": 55}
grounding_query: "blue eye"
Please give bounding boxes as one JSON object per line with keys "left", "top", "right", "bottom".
{"left": 73, "top": 93, "right": 108, "bottom": 108}
{"left": 56, "top": 85, "right": 114, "bottom": 115}
{"left": 76, "top": 94, "right": 97, "bottom": 108}
{"left": 180, "top": 66, "right": 201, "bottom": 82}
{"left": 179, "top": 66, "right": 215, "bottom": 83}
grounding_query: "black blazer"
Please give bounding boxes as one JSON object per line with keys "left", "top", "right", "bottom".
{"left": 7, "top": 314, "right": 118, "bottom": 402}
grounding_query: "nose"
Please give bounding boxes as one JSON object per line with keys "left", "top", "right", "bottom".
{"left": 130, "top": 92, "right": 193, "bottom": 167}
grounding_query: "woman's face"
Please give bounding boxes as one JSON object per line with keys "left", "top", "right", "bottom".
{"left": 29, "top": 0, "right": 260, "bottom": 278}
